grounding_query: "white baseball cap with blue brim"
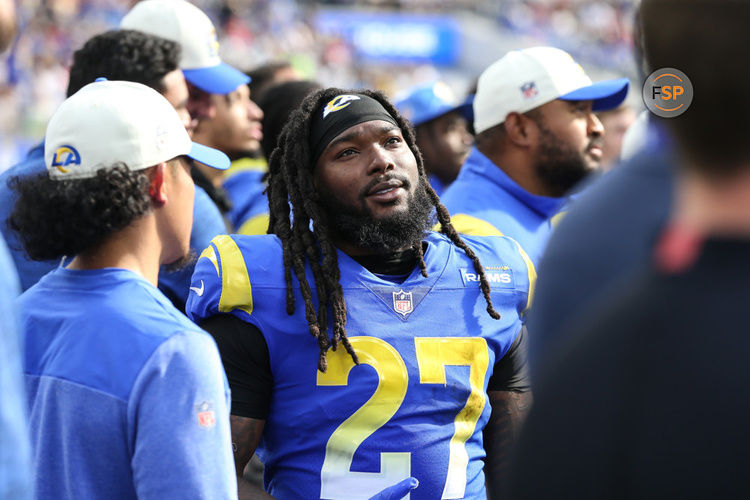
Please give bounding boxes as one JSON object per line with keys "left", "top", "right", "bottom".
{"left": 473, "top": 46, "right": 629, "bottom": 134}
{"left": 395, "top": 81, "right": 473, "bottom": 127}
{"left": 45, "top": 80, "right": 230, "bottom": 181}
{"left": 120, "top": 0, "right": 249, "bottom": 95}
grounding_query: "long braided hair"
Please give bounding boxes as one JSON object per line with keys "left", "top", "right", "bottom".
{"left": 267, "top": 88, "right": 501, "bottom": 372}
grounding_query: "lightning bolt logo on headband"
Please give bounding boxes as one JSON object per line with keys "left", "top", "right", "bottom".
{"left": 51, "top": 145, "right": 81, "bottom": 173}
{"left": 322, "top": 95, "right": 361, "bottom": 119}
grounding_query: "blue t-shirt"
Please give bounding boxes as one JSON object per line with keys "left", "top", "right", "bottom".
{"left": 0, "top": 235, "right": 33, "bottom": 499}
{"left": 222, "top": 157, "right": 269, "bottom": 235}
{"left": 441, "top": 148, "right": 566, "bottom": 264}
{"left": 19, "top": 267, "right": 236, "bottom": 499}
{"left": 187, "top": 232, "right": 534, "bottom": 499}
{"left": 0, "top": 143, "right": 227, "bottom": 309}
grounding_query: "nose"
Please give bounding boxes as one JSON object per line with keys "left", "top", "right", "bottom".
{"left": 248, "top": 98, "right": 263, "bottom": 121}
{"left": 461, "top": 127, "right": 474, "bottom": 146}
{"left": 179, "top": 108, "right": 194, "bottom": 135}
{"left": 588, "top": 111, "right": 604, "bottom": 137}
{"left": 367, "top": 145, "right": 396, "bottom": 176}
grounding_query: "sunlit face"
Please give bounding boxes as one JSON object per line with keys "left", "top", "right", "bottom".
{"left": 160, "top": 70, "right": 192, "bottom": 134}
{"left": 530, "top": 99, "right": 605, "bottom": 196}
{"left": 313, "top": 119, "right": 431, "bottom": 252}
{"left": 160, "top": 157, "right": 195, "bottom": 266}
{"left": 198, "top": 84, "right": 264, "bottom": 156}
{"left": 314, "top": 119, "right": 419, "bottom": 221}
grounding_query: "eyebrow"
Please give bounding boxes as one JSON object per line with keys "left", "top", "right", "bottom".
{"left": 325, "top": 123, "right": 400, "bottom": 153}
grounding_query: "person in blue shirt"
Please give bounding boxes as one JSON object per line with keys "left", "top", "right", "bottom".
{"left": 0, "top": 1, "right": 33, "bottom": 495}
{"left": 0, "top": 30, "right": 227, "bottom": 310}
{"left": 0, "top": 235, "right": 32, "bottom": 500}
{"left": 395, "top": 81, "right": 474, "bottom": 197}
{"left": 9, "top": 80, "right": 235, "bottom": 500}
{"left": 122, "top": 0, "right": 264, "bottom": 233}
{"left": 441, "top": 47, "right": 629, "bottom": 263}
{"left": 223, "top": 79, "right": 324, "bottom": 236}
{"left": 187, "top": 88, "right": 536, "bottom": 499}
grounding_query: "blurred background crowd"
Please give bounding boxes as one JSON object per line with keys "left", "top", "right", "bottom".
{"left": 0, "top": 0, "right": 638, "bottom": 171}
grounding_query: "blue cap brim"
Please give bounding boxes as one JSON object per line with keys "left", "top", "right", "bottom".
{"left": 182, "top": 63, "right": 250, "bottom": 95}
{"left": 412, "top": 99, "right": 474, "bottom": 127}
{"left": 187, "top": 142, "right": 230, "bottom": 170}
{"left": 559, "top": 77, "right": 630, "bottom": 111}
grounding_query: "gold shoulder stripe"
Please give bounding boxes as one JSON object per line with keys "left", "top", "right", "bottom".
{"left": 434, "top": 214, "right": 505, "bottom": 237}
{"left": 237, "top": 213, "right": 270, "bottom": 236}
{"left": 223, "top": 157, "right": 268, "bottom": 180}
{"left": 512, "top": 239, "right": 537, "bottom": 313}
{"left": 213, "top": 235, "right": 253, "bottom": 316}
{"left": 198, "top": 245, "right": 220, "bottom": 276}
{"left": 550, "top": 211, "right": 567, "bottom": 228}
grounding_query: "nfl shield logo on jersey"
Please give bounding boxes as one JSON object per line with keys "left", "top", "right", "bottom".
{"left": 195, "top": 401, "right": 216, "bottom": 429}
{"left": 392, "top": 290, "right": 413, "bottom": 316}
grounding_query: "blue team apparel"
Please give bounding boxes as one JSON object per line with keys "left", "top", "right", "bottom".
{"left": 159, "top": 185, "right": 227, "bottom": 308}
{"left": 0, "top": 235, "right": 33, "bottom": 500}
{"left": 187, "top": 232, "right": 535, "bottom": 499}
{"left": 222, "top": 157, "right": 269, "bottom": 234}
{"left": 440, "top": 148, "right": 566, "bottom": 264}
{"left": 0, "top": 144, "right": 54, "bottom": 291}
{"left": 19, "top": 267, "right": 236, "bottom": 499}
{"left": 0, "top": 143, "right": 227, "bottom": 303}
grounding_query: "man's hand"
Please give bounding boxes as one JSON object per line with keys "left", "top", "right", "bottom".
{"left": 368, "top": 477, "right": 419, "bottom": 500}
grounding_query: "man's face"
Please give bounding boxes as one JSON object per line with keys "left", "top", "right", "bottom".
{"left": 161, "top": 157, "right": 195, "bottom": 267}
{"left": 313, "top": 119, "right": 432, "bottom": 252}
{"left": 530, "top": 99, "right": 605, "bottom": 197}
{"left": 201, "top": 83, "right": 264, "bottom": 156}
{"left": 597, "top": 106, "right": 637, "bottom": 171}
{"left": 160, "top": 69, "right": 192, "bottom": 134}
{"left": 416, "top": 110, "right": 473, "bottom": 185}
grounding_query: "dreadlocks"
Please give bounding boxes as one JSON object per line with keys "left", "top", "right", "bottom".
{"left": 267, "top": 88, "right": 501, "bottom": 372}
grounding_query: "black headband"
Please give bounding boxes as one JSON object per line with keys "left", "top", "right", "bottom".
{"left": 309, "top": 94, "right": 399, "bottom": 166}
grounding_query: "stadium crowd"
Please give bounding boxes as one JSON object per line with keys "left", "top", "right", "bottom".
{"left": 4, "top": 0, "right": 750, "bottom": 499}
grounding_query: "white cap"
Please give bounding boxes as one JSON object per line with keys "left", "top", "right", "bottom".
{"left": 45, "top": 79, "right": 230, "bottom": 180}
{"left": 473, "top": 46, "right": 629, "bottom": 134}
{"left": 120, "top": 0, "right": 249, "bottom": 95}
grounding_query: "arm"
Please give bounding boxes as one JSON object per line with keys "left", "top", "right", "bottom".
{"left": 484, "top": 390, "right": 532, "bottom": 500}
{"left": 199, "top": 314, "right": 275, "bottom": 499}
{"left": 483, "top": 326, "right": 532, "bottom": 500}
{"left": 231, "top": 416, "right": 274, "bottom": 500}
{"left": 129, "top": 331, "right": 237, "bottom": 499}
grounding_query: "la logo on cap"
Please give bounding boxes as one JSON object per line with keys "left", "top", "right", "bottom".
{"left": 51, "top": 145, "right": 81, "bottom": 173}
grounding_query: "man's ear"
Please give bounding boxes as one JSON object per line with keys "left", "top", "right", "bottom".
{"left": 504, "top": 112, "right": 536, "bottom": 148}
{"left": 148, "top": 163, "right": 168, "bottom": 207}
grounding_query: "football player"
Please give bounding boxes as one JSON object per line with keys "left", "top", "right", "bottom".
{"left": 187, "top": 88, "right": 536, "bottom": 499}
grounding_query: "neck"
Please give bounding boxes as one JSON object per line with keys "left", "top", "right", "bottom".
{"left": 672, "top": 167, "right": 750, "bottom": 237}
{"left": 67, "top": 215, "right": 163, "bottom": 286}
{"left": 334, "top": 238, "right": 413, "bottom": 258}
{"left": 479, "top": 143, "right": 549, "bottom": 196}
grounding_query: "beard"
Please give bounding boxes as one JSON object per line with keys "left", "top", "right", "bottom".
{"left": 162, "top": 249, "right": 196, "bottom": 273}
{"left": 533, "top": 122, "right": 596, "bottom": 197}
{"left": 319, "top": 176, "right": 434, "bottom": 253}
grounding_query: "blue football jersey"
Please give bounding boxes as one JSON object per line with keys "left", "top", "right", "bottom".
{"left": 187, "top": 232, "right": 535, "bottom": 499}
{"left": 222, "top": 157, "right": 269, "bottom": 235}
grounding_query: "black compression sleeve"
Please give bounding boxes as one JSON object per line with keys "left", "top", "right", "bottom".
{"left": 488, "top": 326, "right": 531, "bottom": 393}
{"left": 199, "top": 314, "right": 273, "bottom": 419}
